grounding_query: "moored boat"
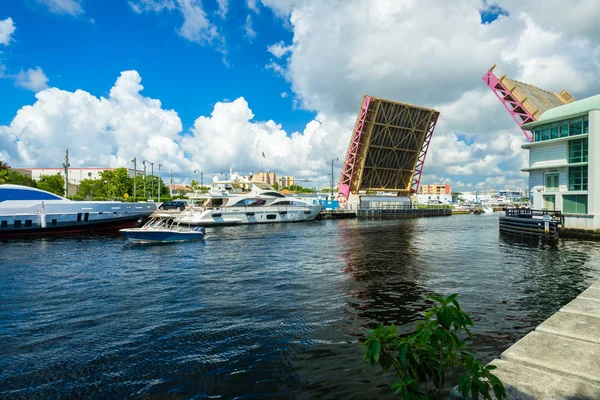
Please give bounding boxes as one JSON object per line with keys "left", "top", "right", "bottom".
{"left": 120, "top": 216, "right": 206, "bottom": 242}
{"left": 177, "top": 172, "right": 323, "bottom": 226}
{"left": 0, "top": 184, "right": 156, "bottom": 238}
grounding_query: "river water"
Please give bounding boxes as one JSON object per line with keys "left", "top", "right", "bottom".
{"left": 1, "top": 214, "right": 600, "bottom": 399}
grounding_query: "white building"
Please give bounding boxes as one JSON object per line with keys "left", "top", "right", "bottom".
{"left": 415, "top": 193, "right": 453, "bottom": 204}
{"left": 522, "top": 94, "right": 599, "bottom": 231}
{"left": 17, "top": 168, "right": 143, "bottom": 185}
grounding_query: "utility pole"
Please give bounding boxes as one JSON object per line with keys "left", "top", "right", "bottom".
{"left": 143, "top": 161, "right": 147, "bottom": 199}
{"left": 143, "top": 160, "right": 154, "bottom": 200}
{"left": 158, "top": 164, "right": 163, "bottom": 203}
{"left": 170, "top": 169, "right": 173, "bottom": 197}
{"left": 132, "top": 157, "right": 137, "bottom": 202}
{"left": 62, "top": 149, "right": 70, "bottom": 196}
{"left": 331, "top": 157, "right": 338, "bottom": 199}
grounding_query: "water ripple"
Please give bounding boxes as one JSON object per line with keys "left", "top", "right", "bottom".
{"left": 1, "top": 216, "right": 600, "bottom": 398}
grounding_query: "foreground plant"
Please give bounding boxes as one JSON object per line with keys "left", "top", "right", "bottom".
{"left": 363, "top": 294, "right": 506, "bottom": 399}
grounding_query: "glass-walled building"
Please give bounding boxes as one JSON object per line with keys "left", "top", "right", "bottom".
{"left": 522, "top": 94, "right": 600, "bottom": 230}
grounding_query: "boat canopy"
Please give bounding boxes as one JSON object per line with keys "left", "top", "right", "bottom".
{"left": 0, "top": 184, "right": 65, "bottom": 202}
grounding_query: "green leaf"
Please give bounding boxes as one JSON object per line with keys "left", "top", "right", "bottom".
{"left": 372, "top": 340, "right": 381, "bottom": 362}
{"left": 446, "top": 293, "right": 458, "bottom": 303}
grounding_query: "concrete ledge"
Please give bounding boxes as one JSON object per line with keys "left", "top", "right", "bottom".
{"left": 488, "top": 359, "right": 600, "bottom": 400}
{"left": 536, "top": 311, "right": 600, "bottom": 344}
{"left": 561, "top": 297, "right": 600, "bottom": 318}
{"left": 501, "top": 331, "right": 600, "bottom": 385}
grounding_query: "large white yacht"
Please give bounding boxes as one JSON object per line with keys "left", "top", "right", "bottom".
{"left": 175, "top": 173, "right": 323, "bottom": 226}
{"left": 0, "top": 184, "right": 157, "bottom": 237}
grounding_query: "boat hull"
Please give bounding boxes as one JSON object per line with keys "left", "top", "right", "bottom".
{"left": 119, "top": 229, "right": 205, "bottom": 242}
{"left": 0, "top": 216, "right": 144, "bottom": 238}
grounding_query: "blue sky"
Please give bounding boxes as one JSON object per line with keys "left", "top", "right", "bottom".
{"left": 0, "top": 0, "right": 314, "bottom": 133}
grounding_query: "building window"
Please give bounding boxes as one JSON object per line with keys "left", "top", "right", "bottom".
{"left": 568, "top": 166, "right": 588, "bottom": 191}
{"left": 542, "top": 195, "right": 555, "bottom": 211}
{"left": 563, "top": 195, "right": 587, "bottom": 214}
{"left": 568, "top": 138, "right": 588, "bottom": 163}
{"left": 544, "top": 174, "right": 559, "bottom": 192}
{"left": 533, "top": 115, "right": 588, "bottom": 142}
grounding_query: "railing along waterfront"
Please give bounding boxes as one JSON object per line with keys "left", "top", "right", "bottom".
{"left": 357, "top": 204, "right": 452, "bottom": 219}
{"left": 500, "top": 208, "right": 561, "bottom": 239}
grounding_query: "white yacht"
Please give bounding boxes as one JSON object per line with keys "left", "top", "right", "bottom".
{"left": 0, "top": 184, "right": 157, "bottom": 237}
{"left": 176, "top": 173, "right": 323, "bottom": 226}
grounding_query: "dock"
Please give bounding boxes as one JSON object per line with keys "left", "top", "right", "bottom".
{"left": 477, "top": 281, "right": 600, "bottom": 399}
{"left": 357, "top": 205, "right": 451, "bottom": 219}
{"left": 317, "top": 210, "right": 357, "bottom": 219}
{"left": 499, "top": 208, "right": 561, "bottom": 239}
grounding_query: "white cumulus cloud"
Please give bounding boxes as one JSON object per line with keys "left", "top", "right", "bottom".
{"left": 0, "top": 17, "right": 15, "bottom": 46}
{"left": 14, "top": 67, "right": 49, "bottom": 92}
{"left": 256, "top": 0, "right": 600, "bottom": 190}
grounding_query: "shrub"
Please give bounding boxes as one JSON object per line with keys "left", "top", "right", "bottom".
{"left": 363, "top": 294, "right": 506, "bottom": 399}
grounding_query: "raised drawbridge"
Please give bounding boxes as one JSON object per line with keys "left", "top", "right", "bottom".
{"left": 482, "top": 64, "right": 574, "bottom": 141}
{"left": 336, "top": 95, "right": 440, "bottom": 207}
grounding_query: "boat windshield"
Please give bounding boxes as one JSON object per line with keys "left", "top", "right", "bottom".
{"left": 202, "top": 198, "right": 227, "bottom": 208}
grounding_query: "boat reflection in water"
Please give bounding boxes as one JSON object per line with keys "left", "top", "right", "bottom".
{"left": 177, "top": 172, "right": 323, "bottom": 226}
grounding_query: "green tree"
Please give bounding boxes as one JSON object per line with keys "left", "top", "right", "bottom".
{"left": 363, "top": 294, "right": 506, "bottom": 399}
{"left": 76, "top": 178, "right": 104, "bottom": 199}
{"left": 37, "top": 174, "right": 65, "bottom": 195}
{"left": 272, "top": 183, "right": 279, "bottom": 190}
{"left": 0, "top": 161, "right": 9, "bottom": 184}
{"left": 0, "top": 161, "right": 37, "bottom": 187}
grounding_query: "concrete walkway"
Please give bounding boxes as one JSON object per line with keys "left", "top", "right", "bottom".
{"left": 488, "top": 281, "right": 600, "bottom": 399}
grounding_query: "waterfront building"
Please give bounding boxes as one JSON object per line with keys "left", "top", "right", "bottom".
{"left": 169, "top": 184, "right": 192, "bottom": 196}
{"left": 277, "top": 176, "right": 294, "bottom": 189}
{"left": 252, "top": 171, "right": 277, "bottom": 186}
{"left": 415, "top": 194, "right": 452, "bottom": 205}
{"left": 521, "top": 94, "right": 600, "bottom": 231}
{"left": 419, "top": 184, "right": 451, "bottom": 195}
{"left": 16, "top": 167, "right": 143, "bottom": 185}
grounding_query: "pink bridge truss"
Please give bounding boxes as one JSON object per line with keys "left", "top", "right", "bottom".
{"left": 483, "top": 65, "right": 574, "bottom": 142}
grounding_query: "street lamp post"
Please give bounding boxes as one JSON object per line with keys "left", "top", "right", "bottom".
{"left": 158, "top": 164, "right": 163, "bottom": 203}
{"left": 194, "top": 170, "right": 203, "bottom": 193}
{"left": 331, "top": 157, "right": 338, "bottom": 199}
{"left": 143, "top": 159, "right": 154, "bottom": 200}
{"left": 142, "top": 161, "right": 147, "bottom": 199}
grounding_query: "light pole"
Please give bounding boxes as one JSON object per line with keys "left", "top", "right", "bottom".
{"left": 142, "top": 161, "right": 147, "bottom": 199}
{"left": 331, "top": 157, "right": 338, "bottom": 199}
{"left": 158, "top": 163, "right": 163, "bottom": 203}
{"left": 131, "top": 157, "right": 137, "bottom": 202}
{"left": 143, "top": 160, "right": 154, "bottom": 200}
{"left": 194, "top": 169, "right": 203, "bottom": 192}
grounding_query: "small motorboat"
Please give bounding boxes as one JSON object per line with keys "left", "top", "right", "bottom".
{"left": 483, "top": 207, "right": 494, "bottom": 214}
{"left": 120, "top": 216, "right": 206, "bottom": 242}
